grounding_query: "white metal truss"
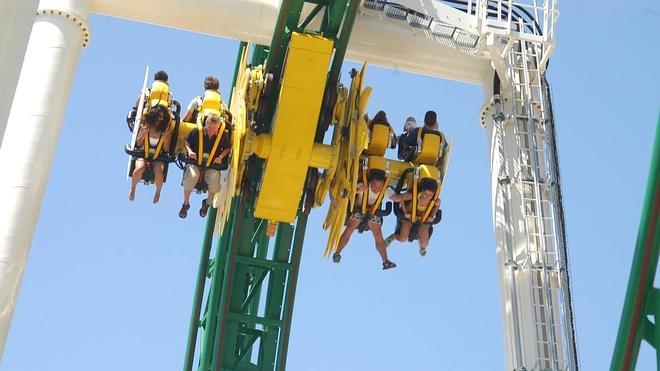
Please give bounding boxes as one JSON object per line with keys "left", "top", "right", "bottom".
{"left": 480, "top": 1, "right": 577, "bottom": 370}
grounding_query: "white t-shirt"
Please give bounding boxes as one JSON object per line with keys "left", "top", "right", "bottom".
{"left": 356, "top": 182, "right": 395, "bottom": 206}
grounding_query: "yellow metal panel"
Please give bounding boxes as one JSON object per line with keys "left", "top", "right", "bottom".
{"left": 309, "top": 143, "right": 335, "bottom": 170}
{"left": 254, "top": 33, "right": 333, "bottom": 223}
{"left": 254, "top": 133, "right": 272, "bottom": 160}
{"left": 388, "top": 159, "right": 413, "bottom": 181}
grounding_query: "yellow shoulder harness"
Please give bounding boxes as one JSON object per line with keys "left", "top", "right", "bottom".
{"left": 143, "top": 131, "right": 165, "bottom": 160}
{"left": 368, "top": 173, "right": 391, "bottom": 216}
{"left": 360, "top": 164, "right": 368, "bottom": 214}
{"left": 197, "top": 122, "right": 226, "bottom": 167}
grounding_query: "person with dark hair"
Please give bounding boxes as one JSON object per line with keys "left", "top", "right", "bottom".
{"left": 400, "top": 110, "right": 446, "bottom": 163}
{"left": 384, "top": 179, "right": 440, "bottom": 257}
{"left": 129, "top": 70, "right": 173, "bottom": 125}
{"left": 423, "top": 110, "right": 438, "bottom": 130}
{"left": 370, "top": 110, "right": 388, "bottom": 126}
{"left": 367, "top": 110, "right": 397, "bottom": 149}
{"left": 178, "top": 112, "right": 232, "bottom": 219}
{"left": 128, "top": 105, "right": 172, "bottom": 203}
{"left": 333, "top": 169, "right": 405, "bottom": 270}
{"left": 182, "top": 75, "right": 227, "bottom": 123}
{"left": 153, "top": 70, "right": 168, "bottom": 83}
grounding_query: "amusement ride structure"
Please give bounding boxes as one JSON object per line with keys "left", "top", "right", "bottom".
{"left": 0, "top": 0, "right": 589, "bottom": 370}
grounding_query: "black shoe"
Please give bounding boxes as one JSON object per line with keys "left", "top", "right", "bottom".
{"left": 179, "top": 204, "right": 190, "bottom": 219}
{"left": 199, "top": 199, "right": 210, "bottom": 217}
{"left": 382, "top": 260, "right": 397, "bottom": 270}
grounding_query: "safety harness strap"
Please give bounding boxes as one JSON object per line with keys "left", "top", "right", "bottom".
{"left": 411, "top": 169, "right": 419, "bottom": 222}
{"left": 197, "top": 125, "right": 204, "bottom": 166}
{"left": 360, "top": 165, "right": 368, "bottom": 214}
{"left": 420, "top": 190, "right": 439, "bottom": 223}
{"left": 196, "top": 122, "right": 226, "bottom": 167}
{"left": 415, "top": 127, "right": 423, "bottom": 157}
{"left": 143, "top": 132, "right": 165, "bottom": 160}
{"left": 368, "top": 174, "right": 390, "bottom": 216}
{"left": 205, "top": 121, "right": 226, "bottom": 168}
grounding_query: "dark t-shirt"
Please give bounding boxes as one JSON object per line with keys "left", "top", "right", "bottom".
{"left": 186, "top": 126, "right": 232, "bottom": 169}
{"left": 397, "top": 132, "right": 413, "bottom": 160}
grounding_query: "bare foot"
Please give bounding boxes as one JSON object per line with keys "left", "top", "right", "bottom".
{"left": 129, "top": 188, "right": 136, "bottom": 201}
{"left": 152, "top": 191, "right": 161, "bottom": 204}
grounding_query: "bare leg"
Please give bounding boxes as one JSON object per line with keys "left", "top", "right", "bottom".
{"left": 183, "top": 189, "right": 193, "bottom": 206}
{"left": 418, "top": 224, "right": 431, "bottom": 256}
{"left": 152, "top": 161, "right": 164, "bottom": 204}
{"left": 369, "top": 222, "right": 389, "bottom": 263}
{"left": 207, "top": 188, "right": 218, "bottom": 205}
{"left": 129, "top": 159, "right": 147, "bottom": 201}
{"left": 396, "top": 220, "right": 413, "bottom": 242}
{"left": 336, "top": 218, "right": 360, "bottom": 255}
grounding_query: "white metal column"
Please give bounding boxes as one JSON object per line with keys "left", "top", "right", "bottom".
{"left": 482, "top": 64, "right": 576, "bottom": 370}
{"left": 0, "top": 0, "right": 90, "bottom": 359}
{"left": 0, "top": 0, "right": 40, "bottom": 145}
{"left": 479, "top": 1, "right": 576, "bottom": 370}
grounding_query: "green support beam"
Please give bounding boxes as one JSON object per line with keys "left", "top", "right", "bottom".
{"left": 611, "top": 118, "right": 660, "bottom": 371}
{"left": 184, "top": 41, "right": 249, "bottom": 371}
{"left": 184, "top": 2, "right": 361, "bottom": 370}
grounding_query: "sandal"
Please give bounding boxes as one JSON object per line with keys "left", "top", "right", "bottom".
{"left": 199, "top": 199, "right": 210, "bottom": 217}
{"left": 332, "top": 253, "right": 341, "bottom": 263}
{"left": 419, "top": 246, "right": 427, "bottom": 257}
{"left": 178, "top": 203, "right": 190, "bottom": 219}
{"left": 382, "top": 260, "right": 397, "bottom": 270}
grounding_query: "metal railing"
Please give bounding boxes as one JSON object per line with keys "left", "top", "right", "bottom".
{"left": 363, "top": 0, "right": 558, "bottom": 42}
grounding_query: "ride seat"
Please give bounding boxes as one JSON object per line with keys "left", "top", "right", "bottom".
{"left": 353, "top": 155, "right": 393, "bottom": 233}
{"left": 367, "top": 123, "right": 393, "bottom": 156}
{"left": 125, "top": 145, "right": 173, "bottom": 184}
{"left": 199, "top": 90, "right": 223, "bottom": 122}
{"left": 148, "top": 80, "right": 171, "bottom": 108}
{"left": 367, "top": 155, "right": 388, "bottom": 173}
{"left": 393, "top": 203, "right": 442, "bottom": 241}
{"left": 418, "top": 164, "right": 439, "bottom": 183}
{"left": 415, "top": 131, "right": 444, "bottom": 165}
{"left": 127, "top": 157, "right": 171, "bottom": 184}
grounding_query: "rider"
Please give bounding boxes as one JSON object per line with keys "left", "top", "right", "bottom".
{"left": 128, "top": 105, "right": 172, "bottom": 203}
{"left": 129, "top": 70, "right": 172, "bottom": 123}
{"left": 367, "top": 110, "right": 397, "bottom": 151}
{"left": 384, "top": 178, "right": 440, "bottom": 257}
{"left": 401, "top": 110, "right": 446, "bottom": 163}
{"left": 178, "top": 112, "right": 232, "bottom": 219}
{"left": 182, "top": 76, "right": 227, "bottom": 123}
{"left": 397, "top": 116, "right": 417, "bottom": 161}
{"left": 333, "top": 169, "right": 405, "bottom": 270}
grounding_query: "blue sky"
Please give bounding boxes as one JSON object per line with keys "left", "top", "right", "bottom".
{"left": 3, "top": 2, "right": 659, "bottom": 370}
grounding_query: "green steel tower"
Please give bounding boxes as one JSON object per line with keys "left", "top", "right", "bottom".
{"left": 183, "top": 2, "right": 361, "bottom": 370}
{"left": 611, "top": 118, "right": 660, "bottom": 370}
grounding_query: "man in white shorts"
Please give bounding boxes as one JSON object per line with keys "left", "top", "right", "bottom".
{"left": 179, "top": 112, "right": 232, "bottom": 218}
